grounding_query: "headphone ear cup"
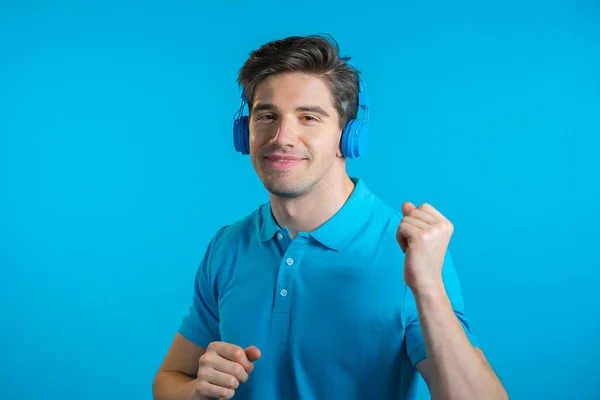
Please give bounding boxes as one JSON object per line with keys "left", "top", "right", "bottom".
{"left": 340, "top": 119, "right": 370, "bottom": 158}
{"left": 233, "top": 116, "right": 250, "bottom": 155}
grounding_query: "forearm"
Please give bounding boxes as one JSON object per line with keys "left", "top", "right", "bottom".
{"left": 414, "top": 282, "right": 508, "bottom": 400}
{"left": 152, "top": 371, "right": 205, "bottom": 400}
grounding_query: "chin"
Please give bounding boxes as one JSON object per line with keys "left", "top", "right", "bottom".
{"left": 263, "top": 181, "right": 304, "bottom": 199}
{"left": 261, "top": 176, "right": 314, "bottom": 199}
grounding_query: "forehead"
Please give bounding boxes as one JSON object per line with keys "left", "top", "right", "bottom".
{"left": 253, "top": 72, "right": 334, "bottom": 109}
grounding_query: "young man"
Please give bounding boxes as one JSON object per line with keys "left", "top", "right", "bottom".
{"left": 152, "top": 35, "right": 508, "bottom": 400}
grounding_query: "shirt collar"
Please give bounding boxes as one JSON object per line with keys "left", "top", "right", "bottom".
{"left": 257, "top": 177, "right": 375, "bottom": 251}
{"left": 258, "top": 201, "right": 282, "bottom": 242}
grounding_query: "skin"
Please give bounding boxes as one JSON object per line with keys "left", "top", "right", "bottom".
{"left": 248, "top": 72, "right": 355, "bottom": 238}
{"left": 397, "top": 202, "right": 509, "bottom": 399}
{"left": 152, "top": 337, "right": 260, "bottom": 400}
{"left": 152, "top": 71, "right": 508, "bottom": 400}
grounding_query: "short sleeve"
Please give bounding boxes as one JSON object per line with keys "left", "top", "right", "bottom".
{"left": 178, "top": 227, "right": 226, "bottom": 348}
{"left": 403, "top": 250, "right": 479, "bottom": 367}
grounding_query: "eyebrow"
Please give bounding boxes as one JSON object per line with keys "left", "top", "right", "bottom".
{"left": 252, "top": 103, "right": 330, "bottom": 118}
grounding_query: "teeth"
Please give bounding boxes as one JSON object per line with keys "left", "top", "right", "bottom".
{"left": 268, "top": 157, "right": 301, "bottom": 162}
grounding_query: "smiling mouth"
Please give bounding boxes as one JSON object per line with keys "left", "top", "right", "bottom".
{"left": 264, "top": 156, "right": 306, "bottom": 170}
{"left": 266, "top": 156, "right": 304, "bottom": 161}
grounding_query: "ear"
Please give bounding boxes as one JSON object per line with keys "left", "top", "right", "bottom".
{"left": 336, "top": 128, "right": 345, "bottom": 158}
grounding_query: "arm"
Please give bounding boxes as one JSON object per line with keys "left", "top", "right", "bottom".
{"left": 413, "top": 283, "right": 508, "bottom": 400}
{"left": 152, "top": 333, "right": 207, "bottom": 400}
{"left": 397, "top": 202, "right": 508, "bottom": 400}
{"left": 153, "top": 227, "right": 226, "bottom": 400}
{"left": 153, "top": 334, "right": 262, "bottom": 400}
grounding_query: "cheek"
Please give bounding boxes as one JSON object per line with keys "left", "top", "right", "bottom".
{"left": 305, "top": 132, "right": 342, "bottom": 156}
{"left": 250, "top": 124, "right": 276, "bottom": 143}
{"left": 306, "top": 127, "right": 340, "bottom": 147}
{"left": 249, "top": 128, "right": 266, "bottom": 151}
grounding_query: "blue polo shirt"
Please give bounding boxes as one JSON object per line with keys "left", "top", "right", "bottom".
{"left": 179, "top": 177, "right": 478, "bottom": 399}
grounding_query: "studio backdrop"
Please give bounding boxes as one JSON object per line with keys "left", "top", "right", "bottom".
{"left": 1, "top": 1, "right": 598, "bottom": 399}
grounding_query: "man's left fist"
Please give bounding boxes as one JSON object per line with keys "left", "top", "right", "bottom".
{"left": 396, "top": 202, "right": 454, "bottom": 293}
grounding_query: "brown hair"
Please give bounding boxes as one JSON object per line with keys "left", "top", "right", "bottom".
{"left": 237, "top": 34, "right": 360, "bottom": 129}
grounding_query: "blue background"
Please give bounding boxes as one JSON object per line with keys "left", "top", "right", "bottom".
{"left": 1, "top": 1, "right": 599, "bottom": 399}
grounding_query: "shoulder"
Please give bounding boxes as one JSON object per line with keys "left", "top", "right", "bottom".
{"left": 364, "top": 194, "right": 404, "bottom": 237}
{"left": 205, "top": 204, "right": 265, "bottom": 255}
{"left": 350, "top": 194, "right": 406, "bottom": 265}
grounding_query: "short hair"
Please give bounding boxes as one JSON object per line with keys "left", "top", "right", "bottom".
{"left": 237, "top": 34, "right": 360, "bottom": 129}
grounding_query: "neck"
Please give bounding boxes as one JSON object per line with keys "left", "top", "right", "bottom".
{"left": 269, "top": 173, "right": 355, "bottom": 239}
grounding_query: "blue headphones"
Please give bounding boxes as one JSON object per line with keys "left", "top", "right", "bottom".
{"left": 232, "top": 74, "right": 370, "bottom": 158}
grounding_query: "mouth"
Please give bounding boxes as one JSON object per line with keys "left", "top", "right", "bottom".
{"left": 264, "top": 156, "right": 306, "bottom": 170}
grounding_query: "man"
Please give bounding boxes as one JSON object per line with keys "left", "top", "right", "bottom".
{"left": 152, "top": 34, "right": 508, "bottom": 400}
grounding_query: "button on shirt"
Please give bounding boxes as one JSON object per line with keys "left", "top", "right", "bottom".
{"left": 178, "top": 178, "right": 478, "bottom": 400}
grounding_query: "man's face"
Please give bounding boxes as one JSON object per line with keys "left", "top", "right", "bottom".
{"left": 249, "top": 72, "right": 344, "bottom": 198}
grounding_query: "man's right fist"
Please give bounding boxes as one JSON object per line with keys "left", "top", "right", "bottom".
{"left": 191, "top": 341, "right": 262, "bottom": 400}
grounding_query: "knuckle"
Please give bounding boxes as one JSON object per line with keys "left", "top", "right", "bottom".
{"left": 195, "top": 366, "right": 207, "bottom": 380}
{"left": 229, "top": 376, "right": 240, "bottom": 389}
{"left": 198, "top": 352, "right": 213, "bottom": 365}
{"left": 198, "top": 362, "right": 213, "bottom": 374}
{"left": 233, "top": 364, "right": 246, "bottom": 378}
{"left": 234, "top": 363, "right": 246, "bottom": 377}
{"left": 206, "top": 341, "right": 218, "bottom": 350}
{"left": 207, "top": 340, "right": 223, "bottom": 352}
{"left": 219, "top": 387, "right": 235, "bottom": 399}
{"left": 233, "top": 347, "right": 245, "bottom": 361}
{"left": 238, "top": 371, "right": 249, "bottom": 384}
{"left": 193, "top": 381, "right": 207, "bottom": 395}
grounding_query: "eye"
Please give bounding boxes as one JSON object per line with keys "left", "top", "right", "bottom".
{"left": 301, "top": 115, "right": 319, "bottom": 122}
{"left": 256, "top": 114, "right": 275, "bottom": 123}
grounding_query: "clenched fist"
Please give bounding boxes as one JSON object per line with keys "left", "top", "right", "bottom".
{"left": 396, "top": 202, "right": 454, "bottom": 293}
{"left": 191, "top": 341, "right": 261, "bottom": 400}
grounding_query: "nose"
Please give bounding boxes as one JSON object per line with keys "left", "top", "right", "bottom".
{"left": 270, "top": 116, "right": 297, "bottom": 146}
